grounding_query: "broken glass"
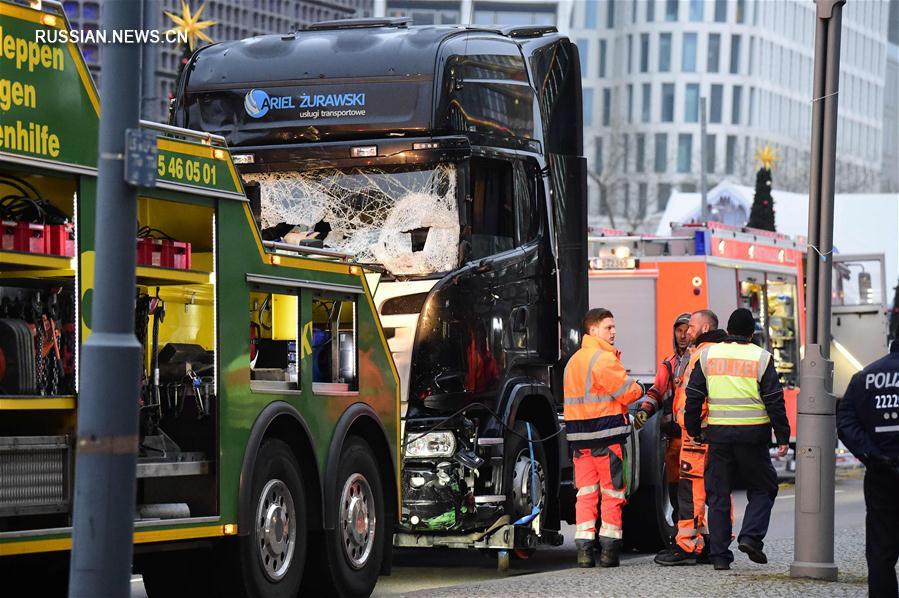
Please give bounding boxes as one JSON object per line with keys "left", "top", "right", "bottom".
{"left": 244, "top": 164, "right": 460, "bottom": 276}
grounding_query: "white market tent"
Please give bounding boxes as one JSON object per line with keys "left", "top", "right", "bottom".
{"left": 655, "top": 182, "right": 899, "bottom": 286}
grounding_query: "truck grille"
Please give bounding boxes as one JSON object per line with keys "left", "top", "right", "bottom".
{"left": 0, "top": 436, "right": 71, "bottom": 516}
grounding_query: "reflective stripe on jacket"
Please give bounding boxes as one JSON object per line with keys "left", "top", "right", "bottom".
{"left": 564, "top": 335, "right": 644, "bottom": 449}
{"left": 699, "top": 342, "right": 772, "bottom": 426}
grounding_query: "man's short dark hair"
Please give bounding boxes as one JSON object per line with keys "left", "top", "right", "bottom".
{"left": 584, "top": 308, "right": 613, "bottom": 333}
{"left": 692, "top": 309, "right": 718, "bottom": 329}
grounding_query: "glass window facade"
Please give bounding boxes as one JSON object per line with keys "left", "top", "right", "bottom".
{"left": 732, "top": 85, "right": 743, "bottom": 125}
{"left": 655, "top": 133, "right": 668, "bottom": 173}
{"left": 710, "top": 84, "right": 723, "bottom": 123}
{"left": 583, "top": 87, "right": 594, "bottom": 127}
{"left": 682, "top": 33, "right": 697, "bottom": 72}
{"left": 662, "top": 83, "right": 675, "bottom": 122}
{"left": 666, "top": 0, "right": 678, "bottom": 21}
{"left": 641, "top": 83, "right": 652, "bottom": 123}
{"left": 689, "top": 0, "right": 704, "bottom": 22}
{"left": 708, "top": 33, "right": 720, "bottom": 73}
{"left": 685, "top": 83, "right": 700, "bottom": 122}
{"left": 730, "top": 35, "right": 742, "bottom": 74}
{"left": 659, "top": 33, "right": 672, "bottom": 71}
{"left": 677, "top": 133, "right": 693, "bottom": 173}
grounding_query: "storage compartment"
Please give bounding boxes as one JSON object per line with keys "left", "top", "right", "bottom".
{"left": 766, "top": 275, "right": 799, "bottom": 387}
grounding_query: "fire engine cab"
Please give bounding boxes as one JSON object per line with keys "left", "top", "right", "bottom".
{"left": 587, "top": 222, "right": 805, "bottom": 441}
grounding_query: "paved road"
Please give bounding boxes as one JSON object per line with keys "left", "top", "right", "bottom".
{"left": 371, "top": 471, "right": 867, "bottom": 596}
{"left": 129, "top": 470, "right": 867, "bottom": 597}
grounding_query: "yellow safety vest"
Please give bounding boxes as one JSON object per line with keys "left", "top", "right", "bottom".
{"left": 699, "top": 342, "right": 772, "bottom": 426}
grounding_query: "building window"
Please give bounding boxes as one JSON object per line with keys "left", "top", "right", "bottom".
{"left": 665, "top": 0, "right": 678, "bottom": 21}
{"left": 714, "top": 0, "right": 727, "bottom": 22}
{"left": 63, "top": 1, "right": 78, "bottom": 18}
{"left": 602, "top": 88, "right": 612, "bottom": 126}
{"left": 725, "top": 135, "right": 737, "bottom": 174}
{"left": 638, "top": 183, "right": 648, "bottom": 218}
{"left": 640, "top": 33, "right": 650, "bottom": 72}
{"left": 736, "top": 0, "right": 746, "bottom": 23}
{"left": 677, "top": 134, "right": 693, "bottom": 173}
{"left": 730, "top": 35, "right": 742, "bottom": 74}
{"left": 685, "top": 83, "right": 700, "bottom": 122}
{"left": 661, "top": 83, "right": 675, "bottom": 122}
{"left": 577, "top": 38, "right": 589, "bottom": 74}
{"left": 689, "top": 0, "right": 704, "bottom": 22}
{"left": 607, "top": 0, "right": 615, "bottom": 28}
{"left": 659, "top": 33, "right": 672, "bottom": 72}
{"left": 83, "top": 2, "right": 99, "bottom": 20}
{"left": 599, "top": 39, "right": 607, "bottom": 77}
{"left": 647, "top": 0, "right": 655, "bottom": 22}
{"left": 595, "top": 137, "right": 603, "bottom": 173}
{"left": 655, "top": 133, "right": 668, "bottom": 173}
{"left": 627, "top": 84, "right": 634, "bottom": 123}
{"left": 748, "top": 36, "right": 755, "bottom": 75}
{"left": 585, "top": 0, "right": 598, "bottom": 28}
{"left": 584, "top": 88, "right": 594, "bottom": 127}
{"left": 710, "top": 84, "right": 723, "bottom": 123}
{"left": 731, "top": 85, "right": 743, "bottom": 125}
{"left": 636, "top": 134, "right": 646, "bottom": 173}
{"left": 623, "top": 135, "right": 630, "bottom": 173}
{"left": 706, "top": 134, "right": 716, "bottom": 173}
{"left": 749, "top": 87, "right": 756, "bottom": 126}
{"left": 627, "top": 34, "right": 633, "bottom": 73}
{"left": 641, "top": 83, "right": 651, "bottom": 122}
{"left": 658, "top": 183, "right": 673, "bottom": 210}
{"left": 682, "top": 33, "right": 697, "bottom": 72}
{"left": 708, "top": 33, "right": 721, "bottom": 73}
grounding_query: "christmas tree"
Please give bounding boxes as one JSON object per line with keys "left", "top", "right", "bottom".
{"left": 747, "top": 145, "right": 777, "bottom": 231}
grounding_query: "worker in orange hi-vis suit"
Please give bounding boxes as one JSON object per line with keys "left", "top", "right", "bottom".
{"left": 648, "top": 310, "right": 727, "bottom": 566}
{"left": 564, "top": 308, "right": 645, "bottom": 568}
{"left": 634, "top": 312, "right": 692, "bottom": 520}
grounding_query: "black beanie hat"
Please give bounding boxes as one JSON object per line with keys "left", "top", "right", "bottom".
{"left": 727, "top": 308, "right": 756, "bottom": 338}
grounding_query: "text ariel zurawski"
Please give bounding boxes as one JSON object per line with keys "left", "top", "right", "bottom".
{"left": 34, "top": 29, "right": 189, "bottom": 45}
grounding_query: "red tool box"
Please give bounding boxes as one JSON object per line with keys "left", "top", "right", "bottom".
{"left": 136, "top": 238, "right": 192, "bottom": 270}
{"left": 45, "top": 223, "right": 75, "bottom": 257}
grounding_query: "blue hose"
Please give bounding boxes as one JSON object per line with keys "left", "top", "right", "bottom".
{"left": 513, "top": 422, "right": 541, "bottom": 526}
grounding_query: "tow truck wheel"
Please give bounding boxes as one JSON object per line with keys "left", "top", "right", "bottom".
{"left": 238, "top": 438, "right": 308, "bottom": 598}
{"left": 307, "top": 436, "right": 385, "bottom": 598}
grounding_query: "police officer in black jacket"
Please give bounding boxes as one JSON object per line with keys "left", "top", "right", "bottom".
{"left": 837, "top": 339, "right": 899, "bottom": 598}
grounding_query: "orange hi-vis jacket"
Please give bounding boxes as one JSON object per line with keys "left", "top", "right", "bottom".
{"left": 564, "top": 335, "right": 644, "bottom": 451}
{"left": 673, "top": 340, "right": 719, "bottom": 430}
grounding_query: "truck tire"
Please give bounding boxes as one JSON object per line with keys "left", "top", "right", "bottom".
{"left": 623, "top": 415, "right": 675, "bottom": 552}
{"left": 305, "top": 436, "right": 385, "bottom": 598}
{"left": 238, "top": 438, "right": 308, "bottom": 598}
{"left": 504, "top": 421, "right": 548, "bottom": 525}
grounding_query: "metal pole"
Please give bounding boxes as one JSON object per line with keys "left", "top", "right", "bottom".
{"left": 141, "top": 0, "right": 159, "bottom": 121}
{"left": 699, "top": 97, "right": 709, "bottom": 222}
{"left": 68, "top": 1, "right": 144, "bottom": 597}
{"left": 791, "top": 0, "right": 844, "bottom": 582}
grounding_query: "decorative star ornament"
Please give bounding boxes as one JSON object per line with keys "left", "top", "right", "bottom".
{"left": 754, "top": 144, "right": 779, "bottom": 171}
{"left": 165, "top": 1, "right": 216, "bottom": 51}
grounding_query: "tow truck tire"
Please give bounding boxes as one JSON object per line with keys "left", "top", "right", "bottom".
{"left": 237, "top": 438, "right": 308, "bottom": 598}
{"left": 622, "top": 416, "right": 675, "bottom": 552}
{"left": 306, "top": 436, "right": 385, "bottom": 598}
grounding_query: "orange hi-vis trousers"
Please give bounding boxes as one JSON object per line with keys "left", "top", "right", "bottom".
{"left": 675, "top": 434, "right": 708, "bottom": 554}
{"left": 573, "top": 443, "right": 627, "bottom": 544}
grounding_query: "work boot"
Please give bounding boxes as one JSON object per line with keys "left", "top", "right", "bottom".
{"left": 654, "top": 546, "right": 697, "bottom": 566}
{"left": 711, "top": 557, "right": 731, "bottom": 570}
{"left": 738, "top": 538, "right": 768, "bottom": 564}
{"left": 576, "top": 540, "right": 595, "bottom": 568}
{"left": 598, "top": 540, "right": 620, "bottom": 568}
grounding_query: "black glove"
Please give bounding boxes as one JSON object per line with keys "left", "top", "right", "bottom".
{"left": 633, "top": 409, "right": 650, "bottom": 430}
{"left": 662, "top": 420, "right": 682, "bottom": 438}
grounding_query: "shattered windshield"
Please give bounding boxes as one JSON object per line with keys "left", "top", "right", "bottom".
{"left": 244, "top": 164, "right": 460, "bottom": 276}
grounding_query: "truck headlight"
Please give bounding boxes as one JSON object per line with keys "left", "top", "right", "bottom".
{"left": 404, "top": 431, "right": 457, "bottom": 458}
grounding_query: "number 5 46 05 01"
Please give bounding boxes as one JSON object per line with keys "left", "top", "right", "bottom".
{"left": 157, "top": 155, "right": 217, "bottom": 185}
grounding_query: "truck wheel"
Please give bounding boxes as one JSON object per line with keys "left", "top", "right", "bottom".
{"left": 623, "top": 417, "right": 675, "bottom": 552}
{"left": 504, "top": 421, "right": 548, "bottom": 524}
{"left": 236, "top": 438, "right": 308, "bottom": 598}
{"left": 309, "top": 436, "right": 385, "bottom": 598}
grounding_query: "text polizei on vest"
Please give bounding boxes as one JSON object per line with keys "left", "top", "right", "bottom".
{"left": 865, "top": 371, "right": 899, "bottom": 390}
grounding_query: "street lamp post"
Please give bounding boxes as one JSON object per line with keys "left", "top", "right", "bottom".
{"left": 790, "top": 0, "right": 845, "bottom": 582}
{"left": 68, "top": 2, "right": 144, "bottom": 597}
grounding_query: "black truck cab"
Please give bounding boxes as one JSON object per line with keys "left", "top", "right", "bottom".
{"left": 173, "top": 17, "right": 588, "bottom": 556}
